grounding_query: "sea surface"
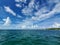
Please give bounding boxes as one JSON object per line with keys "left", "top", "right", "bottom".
{"left": 0, "top": 30, "right": 60, "bottom": 45}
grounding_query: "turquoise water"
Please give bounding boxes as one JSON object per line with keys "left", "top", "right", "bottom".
{"left": 0, "top": 30, "right": 60, "bottom": 45}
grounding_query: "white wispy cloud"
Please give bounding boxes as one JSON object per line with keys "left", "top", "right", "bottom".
{"left": 22, "top": 6, "right": 33, "bottom": 16}
{"left": 21, "top": 0, "right": 37, "bottom": 16}
{"left": 32, "top": 2, "right": 60, "bottom": 21}
{"left": 0, "top": 0, "right": 60, "bottom": 29}
{"left": 15, "top": 17, "right": 47, "bottom": 29}
{"left": 19, "top": 0, "right": 60, "bottom": 29}
{"left": 15, "top": 4, "right": 22, "bottom": 8}
{"left": 21, "top": 0, "right": 60, "bottom": 22}
{"left": 4, "top": 6, "right": 16, "bottom": 16}
{"left": 53, "top": 3, "right": 60, "bottom": 13}
{"left": 28, "top": 0, "right": 35, "bottom": 8}
{"left": 17, "top": 14, "right": 23, "bottom": 18}
{"left": 35, "top": 2, "right": 40, "bottom": 10}
{"left": 48, "top": 0, "right": 60, "bottom": 3}
{"left": 16, "top": 21, "right": 39, "bottom": 29}
{"left": 3, "top": 17, "right": 11, "bottom": 26}
{"left": 15, "top": 0, "right": 26, "bottom": 3}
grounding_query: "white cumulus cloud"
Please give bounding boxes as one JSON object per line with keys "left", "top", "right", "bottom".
{"left": 4, "top": 6, "right": 16, "bottom": 16}
{"left": 3, "top": 17, "right": 11, "bottom": 26}
{"left": 52, "top": 22, "right": 60, "bottom": 28}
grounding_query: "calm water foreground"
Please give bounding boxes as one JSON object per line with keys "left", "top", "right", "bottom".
{"left": 0, "top": 30, "right": 60, "bottom": 45}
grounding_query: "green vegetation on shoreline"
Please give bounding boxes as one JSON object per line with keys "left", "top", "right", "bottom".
{"left": 46, "top": 28, "right": 60, "bottom": 30}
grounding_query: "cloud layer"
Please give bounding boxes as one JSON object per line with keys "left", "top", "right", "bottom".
{"left": 0, "top": 0, "right": 60, "bottom": 29}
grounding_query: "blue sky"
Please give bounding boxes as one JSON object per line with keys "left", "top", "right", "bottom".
{"left": 0, "top": 0, "right": 60, "bottom": 29}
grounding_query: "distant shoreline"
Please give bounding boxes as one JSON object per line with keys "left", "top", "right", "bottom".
{"left": 45, "top": 28, "right": 60, "bottom": 30}
{"left": 0, "top": 28, "right": 60, "bottom": 30}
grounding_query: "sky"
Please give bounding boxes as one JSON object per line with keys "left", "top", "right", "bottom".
{"left": 0, "top": 0, "right": 60, "bottom": 29}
